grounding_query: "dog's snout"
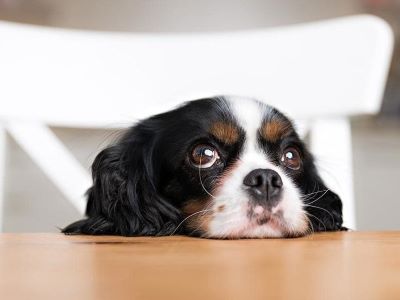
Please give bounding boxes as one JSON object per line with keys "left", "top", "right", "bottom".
{"left": 243, "top": 169, "right": 282, "bottom": 206}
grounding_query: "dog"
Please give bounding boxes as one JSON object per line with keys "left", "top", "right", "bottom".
{"left": 62, "top": 96, "right": 343, "bottom": 238}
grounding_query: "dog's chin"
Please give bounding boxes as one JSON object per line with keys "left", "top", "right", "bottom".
{"left": 195, "top": 207, "right": 309, "bottom": 239}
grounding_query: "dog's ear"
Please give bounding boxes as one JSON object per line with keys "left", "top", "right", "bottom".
{"left": 62, "top": 125, "right": 181, "bottom": 236}
{"left": 303, "top": 177, "right": 344, "bottom": 232}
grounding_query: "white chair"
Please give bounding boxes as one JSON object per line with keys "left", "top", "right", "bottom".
{"left": 0, "top": 15, "right": 393, "bottom": 231}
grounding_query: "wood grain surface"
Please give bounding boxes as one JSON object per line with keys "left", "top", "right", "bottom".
{"left": 1, "top": 232, "right": 399, "bottom": 300}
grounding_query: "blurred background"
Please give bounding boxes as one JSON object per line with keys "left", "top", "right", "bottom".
{"left": 0, "top": 0, "right": 399, "bottom": 232}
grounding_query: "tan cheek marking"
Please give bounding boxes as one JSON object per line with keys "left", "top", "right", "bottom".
{"left": 261, "top": 120, "right": 291, "bottom": 142}
{"left": 210, "top": 122, "right": 239, "bottom": 144}
{"left": 182, "top": 199, "right": 213, "bottom": 234}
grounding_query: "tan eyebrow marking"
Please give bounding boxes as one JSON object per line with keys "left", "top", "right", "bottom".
{"left": 209, "top": 121, "right": 239, "bottom": 144}
{"left": 260, "top": 120, "right": 292, "bottom": 142}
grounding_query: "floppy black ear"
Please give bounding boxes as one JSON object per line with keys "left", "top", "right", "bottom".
{"left": 62, "top": 125, "right": 181, "bottom": 236}
{"left": 303, "top": 178, "right": 344, "bottom": 232}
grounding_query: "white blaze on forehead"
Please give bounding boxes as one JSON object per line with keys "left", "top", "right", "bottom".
{"left": 228, "top": 96, "right": 268, "bottom": 148}
{"left": 227, "top": 96, "right": 274, "bottom": 168}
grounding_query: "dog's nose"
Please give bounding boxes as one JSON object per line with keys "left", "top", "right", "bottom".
{"left": 243, "top": 169, "right": 283, "bottom": 206}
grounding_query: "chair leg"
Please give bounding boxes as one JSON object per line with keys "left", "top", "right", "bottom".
{"left": 309, "top": 118, "right": 356, "bottom": 229}
{"left": 6, "top": 121, "right": 90, "bottom": 215}
{"left": 0, "top": 125, "right": 6, "bottom": 232}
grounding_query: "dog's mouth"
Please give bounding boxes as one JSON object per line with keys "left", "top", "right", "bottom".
{"left": 203, "top": 205, "right": 307, "bottom": 239}
{"left": 247, "top": 204, "right": 285, "bottom": 227}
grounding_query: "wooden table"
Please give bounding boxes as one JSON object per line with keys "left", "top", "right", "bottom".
{"left": 1, "top": 232, "right": 399, "bottom": 300}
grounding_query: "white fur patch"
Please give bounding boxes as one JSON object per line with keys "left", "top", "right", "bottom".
{"left": 206, "top": 97, "right": 307, "bottom": 238}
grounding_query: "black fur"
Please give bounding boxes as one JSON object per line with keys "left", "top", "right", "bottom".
{"left": 63, "top": 121, "right": 182, "bottom": 236}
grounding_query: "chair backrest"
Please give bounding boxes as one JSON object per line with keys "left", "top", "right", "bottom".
{"left": 0, "top": 14, "right": 393, "bottom": 128}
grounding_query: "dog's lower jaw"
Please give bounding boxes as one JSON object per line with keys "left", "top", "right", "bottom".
{"left": 196, "top": 211, "right": 309, "bottom": 239}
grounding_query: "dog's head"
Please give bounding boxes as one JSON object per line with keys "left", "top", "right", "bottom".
{"left": 63, "top": 96, "right": 343, "bottom": 238}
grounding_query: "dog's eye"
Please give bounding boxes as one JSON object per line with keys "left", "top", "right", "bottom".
{"left": 190, "top": 144, "right": 220, "bottom": 168}
{"left": 281, "top": 147, "right": 301, "bottom": 170}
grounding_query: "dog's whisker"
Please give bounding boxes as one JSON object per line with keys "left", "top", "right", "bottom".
{"left": 301, "top": 189, "right": 329, "bottom": 199}
{"left": 303, "top": 204, "right": 335, "bottom": 228}
{"left": 305, "top": 211, "right": 326, "bottom": 231}
{"left": 201, "top": 201, "right": 215, "bottom": 216}
{"left": 302, "top": 189, "right": 330, "bottom": 205}
{"left": 171, "top": 209, "right": 214, "bottom": 236}
{"left": 305, "top": 214, "right": 315, "bottom": 235}
{"left": 301, "top": 182, "right": 321, "bottom": 199}
{"left": 198, "top": 155, "right": 217, "bottom": 199}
